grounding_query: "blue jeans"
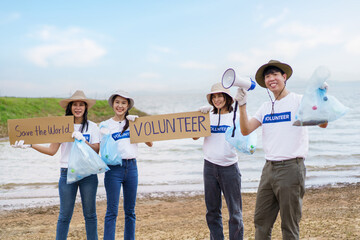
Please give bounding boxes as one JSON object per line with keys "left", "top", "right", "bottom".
{"left": 57, "top": 168, "right": 98, "bottom": 240}
{"left": 204, "top": 160, "right": 244, "bottom": 240}
{"left": 103, "top": 159, "right": 138, "bottom": 240}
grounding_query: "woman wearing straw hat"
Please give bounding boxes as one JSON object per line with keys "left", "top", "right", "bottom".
{"left": 236, "top": 60, "right": 328, "bottom": 240}
{"left": 12, "top": 90, "right": 101, "bottom": 240}
{"left": 100, "top": 90, "right": 152, "bottom": 240}
{"left": 195, "top": 82, "right": 244, "bottom": 240}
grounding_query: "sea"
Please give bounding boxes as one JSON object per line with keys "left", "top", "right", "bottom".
{"left": 1, "top": 81, "right": 359, "bottom": 211}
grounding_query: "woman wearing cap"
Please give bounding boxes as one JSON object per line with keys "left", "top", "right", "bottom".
{"left": 236, "top": 60, "right": 328, "bottom": 240}
{"left": 195, "top": 82, "right": 244, "bottom": 240}
{"left": 100, "top": 90, "right": 152, "bottom": 240}
{"left": 12, "top": 90, "right": 100, "bottom": 240}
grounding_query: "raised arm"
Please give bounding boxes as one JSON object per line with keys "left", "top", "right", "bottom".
{"left": 239, "top": 104, "right": 261, "bottom": 135}
{"left": 235, "top": 88, "right": 261, "bottom": 135}
{"left": 32, "top": 142, "right": 61, "bottom": 156}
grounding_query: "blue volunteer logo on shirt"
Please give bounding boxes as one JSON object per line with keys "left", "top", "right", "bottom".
{"left": 83, "top": 134, "right": 90, "bottom": 142}
{"left": 210, "top": 125, "right": 229, "bottom": 133}
{"left": 263, "top": 112, "right": 291, "bottom": 124}
{"left": 112, "top": 130, "right": 130, "bottom": 141}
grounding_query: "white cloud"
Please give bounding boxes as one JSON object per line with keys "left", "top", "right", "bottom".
{"left": 0, "top": 79, "right": 69, "bottom": 97}
{"left": 228, "top": 21, "right": 349, "bottom": 75}
{"left": 278, "top": 22, "right": 343, "bottom": 47}
{"left": 138, "top": 72, "right": 160, "bottom": 79}
{"left": 345, "top": 35, "right": 360, "bottom": 55}
{"left": 228, "top": 52, "right": 249, "bottom": 63}
{"left": 272, "top": 40, "right": 302, "bottom": 58}
{"left": 179, "top": 61, "right": 215, "bottom": 70}
{"left": 146, "top": 45, "right": 174, "bottom": 63}
{"left": 227, "top": 49, "right": 275, "bottom": 76}
{"left": 0, "top": 12, "right": 21, "bottom": 24}
{"left": 147, "top": 54, "right": 161, "bottom": 63}
{"left": 263, "top": 8, "right": 289, "bottom": 28}
{"left": 126, "top": 80, "right": 170, "bottom": 93}
{"left": 151, "top": 45, "right": 173, "bottom": 54}
{"left": 26, "top": 26, "right": 106, "bottom": 67}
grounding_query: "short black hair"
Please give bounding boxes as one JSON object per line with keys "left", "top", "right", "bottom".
{"left": 263, "top": 66, "right": 285, "bottom": 77}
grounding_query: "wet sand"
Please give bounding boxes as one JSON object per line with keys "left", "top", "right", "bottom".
{"left": 0, "top": 183, "right": 359, "bottom": 240}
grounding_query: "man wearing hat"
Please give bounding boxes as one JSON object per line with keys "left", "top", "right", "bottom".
{"left": 235, "top": 60, "right": 328, "bottom": 239}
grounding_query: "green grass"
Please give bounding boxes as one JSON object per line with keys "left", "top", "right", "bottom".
{"left": 0, "top": 97, "right": 148, "bottom": 138}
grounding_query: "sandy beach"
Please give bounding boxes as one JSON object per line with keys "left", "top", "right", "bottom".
{"left": 0, "top": 183, "right": 359, "bottom": 240}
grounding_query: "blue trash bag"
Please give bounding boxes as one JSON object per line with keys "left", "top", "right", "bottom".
{"left": 67, "top": 139, "right": 109, "bottom": 184}
{"left": 100, "top": 132, "right": 122, "bottom": 165}
{"left": 294, "top": 66, "right": 349, "bottom": 126}
{"left": 225, "top": 122, "right": 257, "bottom": 154}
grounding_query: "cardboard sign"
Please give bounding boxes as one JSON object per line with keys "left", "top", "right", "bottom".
{"left": 129, "top": 111, "right": 211, "bottom": 143}
{"left": 8, "top": 116, "right": 74, "bottom": 145}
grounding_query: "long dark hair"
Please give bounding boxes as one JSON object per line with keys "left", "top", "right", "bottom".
{"left": 65, "top": 101, "right": 89, "bottom": 133}
{"left": 111, "top": 95, "right": 130, "bottom": 135}
{"left": 210, "top": 93, "right": 234, "bottom": 114}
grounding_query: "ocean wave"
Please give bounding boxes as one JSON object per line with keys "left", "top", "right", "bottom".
{"left": 308, "top": 153, "right": 360, "bottom": 160}
{"left": 306, "top": 164, "right": 360, "bottom": 171}
{"left": 139, "top": 179, "right": 203, "bottom": 186}
{"left": 137, "top": 190, "right": 205, "bottom": 199}
{"left": 0, "top": 182, "right": 58, "bottom": 190}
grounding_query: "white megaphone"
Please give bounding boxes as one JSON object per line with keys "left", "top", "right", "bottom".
{"left": 221, "top": 68, "right": 256, "bottom": 91}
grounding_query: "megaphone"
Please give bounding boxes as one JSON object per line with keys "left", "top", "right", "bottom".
{"left": 221, "top": 68, "right": 256, "bottom": 91}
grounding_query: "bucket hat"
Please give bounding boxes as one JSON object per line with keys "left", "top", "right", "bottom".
{"left": 255, "top": 60, "right": 293, "bottom": 88}
{"left": 59, "top": 90, "right": 96, "bottom": 109}
{"left": 108, "top": 90, "right": 134, "bottom": 110}
{"left": 206, "top": 82, "right": 234, "bottom": 105}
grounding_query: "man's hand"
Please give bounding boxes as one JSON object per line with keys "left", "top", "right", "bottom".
{"left": 320, "top": 81, "right": 329, "bottom": 90}
{"left": 234, "top": 88, "right": 247, "bottom": 106}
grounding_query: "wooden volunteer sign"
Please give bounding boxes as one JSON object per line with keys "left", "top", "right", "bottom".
{"left": 129, "top": 111, "right": 211, "bottom": 143}
{"left": 8, "top": 116, "right": 74, "bottom": 145}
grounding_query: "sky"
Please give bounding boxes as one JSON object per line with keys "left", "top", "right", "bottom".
{"left": 1, "top": 0, "right": 360, "bottom": 99}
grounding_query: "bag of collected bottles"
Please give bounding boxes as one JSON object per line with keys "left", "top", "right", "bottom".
{"left": 225, "top": 122, "right": 257, "bottom": 154}
{"left": 100, "top": 131, "right": 122, "bottom": 165}
{"left": 294, "top": 66, "right": 349, "bottom": 126}
{"left": 67, "top": 139, "right": 109, "bottom": 184}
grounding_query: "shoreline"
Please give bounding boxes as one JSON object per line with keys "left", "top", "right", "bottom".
{"left": 1, "top": 183, "right": 359, "bottom": 239}
{"left": 1, "top": 181, "right": 356, "bottom": 213}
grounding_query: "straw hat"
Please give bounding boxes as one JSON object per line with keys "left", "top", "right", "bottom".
{"left": 255, "top": 60, "right": 293, "bottom": 88}
{"left": 206, "top": 82, "right": 234, "bottom": 105}
{"left": 59, "top": 90, "right": 96, "bottom": 109}
{"left": 108, "top": 90, "right": 134, "bottom": 110}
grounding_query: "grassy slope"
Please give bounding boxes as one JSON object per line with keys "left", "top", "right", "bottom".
{"left": 0, "top": 97, "right": 148, "bottom": 138}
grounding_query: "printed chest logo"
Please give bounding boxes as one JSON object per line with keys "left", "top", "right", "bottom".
{"left": 112, "top": 131, "right": 130, "bottom": 141}
{"left": 210, "top": 125, "right": 229, "bottom": 133}
{"left": 263, "top": 112, "right": 291, "bottom": 124}
{"left": 83, "top": 134, "right": 90, "bottom": 142}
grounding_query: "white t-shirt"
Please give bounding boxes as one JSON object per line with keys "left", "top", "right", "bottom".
{"left": 99, "top": 118, "right": 138, "bottom": 159}
{"left": 254, "top": 92, "right": 309, "bottom": 161}
{"left": 203, "top": 112, "right": 238, "bottom": 166}
{"left": 60, "top": 121, "right": 100, "bottom": 168}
